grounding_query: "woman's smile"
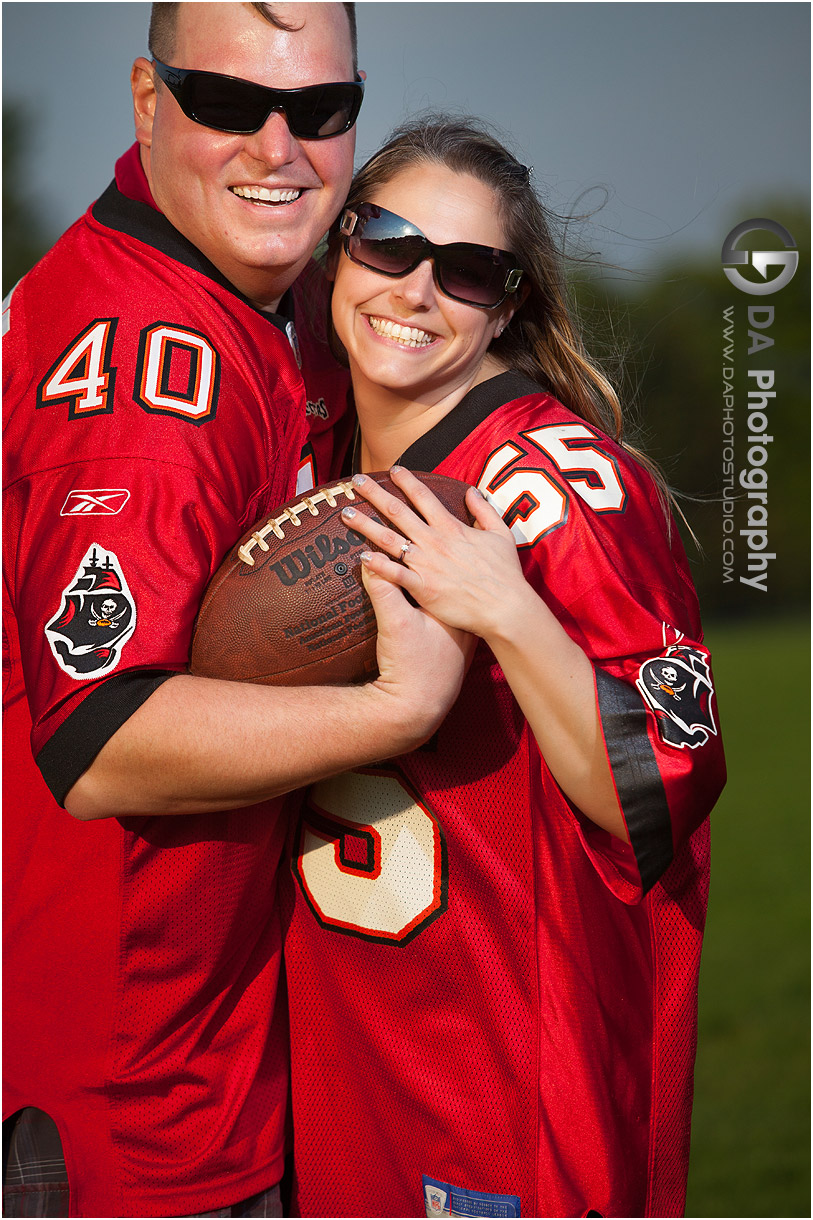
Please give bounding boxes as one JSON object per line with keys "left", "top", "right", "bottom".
{"left": 365, "top": 315, "right": 437, "bottom": 348}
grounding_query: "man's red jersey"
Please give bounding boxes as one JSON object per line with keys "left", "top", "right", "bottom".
{"left": 283, "top": 372, "right": 725, "bottom": 1219}
{"left": 3, "top": 146, "right": 349, "bottom": 1216}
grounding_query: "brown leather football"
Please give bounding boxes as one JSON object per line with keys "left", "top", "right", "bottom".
{"left": 190, "top": 471, "right": 473, "bottom": 686}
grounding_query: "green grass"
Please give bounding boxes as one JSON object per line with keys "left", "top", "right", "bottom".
{"left": 685, "top": 615, "right": 810, "bottom": 1218}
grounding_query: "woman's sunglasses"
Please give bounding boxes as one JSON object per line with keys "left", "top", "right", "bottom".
{"left": 340, "top": 203, "right": 524, "bottom": 309}
{"left": 153, "top": 59, "right": 364, "bottom": 139}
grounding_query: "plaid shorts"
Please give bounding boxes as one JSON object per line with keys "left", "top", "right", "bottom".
{"left": 3, "top": 1108, "right": 283, "bottom": 1218}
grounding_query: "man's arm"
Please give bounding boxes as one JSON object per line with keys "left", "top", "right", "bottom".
{"left": 66, "top": 569, "right": 470, "bottom": 819}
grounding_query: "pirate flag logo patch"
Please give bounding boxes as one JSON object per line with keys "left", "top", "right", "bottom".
{"left": 45, "top": 544, "right": 136, "bottom": 679}
{"left": 636, "top": 644, "right": 718, "bottom": 749}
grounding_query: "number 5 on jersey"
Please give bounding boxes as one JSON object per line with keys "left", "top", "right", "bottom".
{"left": 293, "top": 769, "right": 448, "bottom": 945}
{"left": 478, "top": 423, "right": 627, "bottom": 545}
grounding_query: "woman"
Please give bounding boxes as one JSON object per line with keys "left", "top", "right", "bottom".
{"left": 283, "top": 117, "right": 725, "bottom": 1219}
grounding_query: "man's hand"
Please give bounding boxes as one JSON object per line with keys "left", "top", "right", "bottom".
{"left": 362, "top": 563, "right": 473, "bottom": 750}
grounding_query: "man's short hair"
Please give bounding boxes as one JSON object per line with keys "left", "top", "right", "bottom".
{"left": 148, "top": 3, "right": 358, "bottom": 74}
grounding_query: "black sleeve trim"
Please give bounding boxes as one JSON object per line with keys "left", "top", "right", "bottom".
{"left": 399, "top": 371, "right": 546, "bottom": 471}
{"left": 36, "top": 670, "right": 178, "bottom": 807}
{"left": 594, "top": 665, "right": 674, "bottom": 893}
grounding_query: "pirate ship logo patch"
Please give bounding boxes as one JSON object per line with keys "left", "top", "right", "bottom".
{"left": 636, "top": 644, "right": 718, "bottom": 749}
{"left": 45, "top": 544, "right": 136, "bottom": 679}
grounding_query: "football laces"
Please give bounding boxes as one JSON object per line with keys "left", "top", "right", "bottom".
{"left": 238, "top": 481, "right": 357, "bottom": 566}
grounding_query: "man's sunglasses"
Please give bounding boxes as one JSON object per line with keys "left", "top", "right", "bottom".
{"left": 339, "top": 203, "right": 524, "bottom": 309}
{"left": 152, "top": 59, "right": 364, "bottom": 139}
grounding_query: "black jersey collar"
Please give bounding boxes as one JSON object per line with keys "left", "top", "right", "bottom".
{"left": 398, "top": 370, "right": 545, "bottom": 472}
{"left": 91, "top": 178, "right": 294, "bottom": 334}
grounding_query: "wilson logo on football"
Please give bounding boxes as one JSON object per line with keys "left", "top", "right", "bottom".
{"left": 60, "top": 489, "right": 131, "bottom": 516}
{"left": 269, "top": 529, "right": 367, "bottom": 587}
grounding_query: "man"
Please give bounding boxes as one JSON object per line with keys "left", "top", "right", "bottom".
{"left": 2, "top": 5, "right": 468, "bottom": 1216}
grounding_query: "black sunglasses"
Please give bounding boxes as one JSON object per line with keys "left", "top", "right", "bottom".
{"left": 153, "top": 59, "right": 364, "bottom": 139}
{"left": 340, "top": 203, "right": 524, "bottom": 309}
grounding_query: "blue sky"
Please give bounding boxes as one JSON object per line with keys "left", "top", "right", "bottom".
{"left": 3, "top": 2, "right": 809, "bottom": 270}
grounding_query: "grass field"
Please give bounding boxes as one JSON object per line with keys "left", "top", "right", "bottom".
{"left": 685, "top": 615, "right": 810, "bottom": 1218}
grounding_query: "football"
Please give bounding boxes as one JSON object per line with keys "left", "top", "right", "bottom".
{"left": 190, "top": 471, "right": 473, "bottom": 686}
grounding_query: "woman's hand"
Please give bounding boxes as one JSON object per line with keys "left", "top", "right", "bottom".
{"left": 343, "top": 467, "right": 535, "bottom": 643}
{"left": 344, "top": 466, "right": 628, "bottom": 842}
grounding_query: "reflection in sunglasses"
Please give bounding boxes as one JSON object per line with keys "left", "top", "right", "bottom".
{"left": 340, "top": 203, "right": 524, "bottom": 309}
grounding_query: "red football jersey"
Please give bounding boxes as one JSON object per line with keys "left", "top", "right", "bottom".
{"left": 3, "top": 147, "right": 349, "bottom": 1216}
{"left": 283, "top": 372, "right": 725, "bottom": 1218}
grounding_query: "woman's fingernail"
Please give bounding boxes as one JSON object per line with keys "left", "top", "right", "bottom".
{"left": 390, "top": 464, "right": 404, "bottom": 474}
{"left": 352, "top": 473, "right": 366, "bottom": 486}
{"left": 360, "top": 551, "right": 374, "bottom": 562}
{"left": 342, "top": 506, "right": 356, "bottom": 518}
